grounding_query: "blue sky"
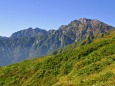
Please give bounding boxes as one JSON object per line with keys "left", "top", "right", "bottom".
{"left": 0, "top": 0, "right": 115, "bottom": 37}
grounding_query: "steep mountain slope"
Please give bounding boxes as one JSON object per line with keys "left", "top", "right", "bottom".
{"left": 0, "top": 18, "right": 114, "bottom": 66}
{"left": 0, "top": 29, "right": 115, "bottom": 86}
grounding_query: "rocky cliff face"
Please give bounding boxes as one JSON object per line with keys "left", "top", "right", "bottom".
{"left": 0, "top": 18, "right": 114, "bottom": 66}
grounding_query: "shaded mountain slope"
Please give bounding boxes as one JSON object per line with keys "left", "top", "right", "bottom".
{"left": 0, "top": 29, "right": 115, "bottom": 86}
{"left": 0, "top": 18, "right": 114, "bottom": 66}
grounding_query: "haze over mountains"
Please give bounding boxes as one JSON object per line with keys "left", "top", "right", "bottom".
{"left": 0, "top": 18, "right": 114, "bottom": 66}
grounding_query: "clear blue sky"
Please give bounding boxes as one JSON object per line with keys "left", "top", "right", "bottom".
{"left": 0, "top": 0, "right": 115, "bottom": 37}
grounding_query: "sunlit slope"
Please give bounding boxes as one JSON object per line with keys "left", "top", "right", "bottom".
{"left": 0, "top": 30, "right": 115, "bottom": 86}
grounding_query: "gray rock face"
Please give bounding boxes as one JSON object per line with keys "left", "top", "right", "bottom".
{"left": 0, "top": 18, "right": 114, "bottom": 66}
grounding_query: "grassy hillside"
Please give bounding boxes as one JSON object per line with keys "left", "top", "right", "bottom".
{"left": 0, "top": 30, "right": 115, "bottom": 86}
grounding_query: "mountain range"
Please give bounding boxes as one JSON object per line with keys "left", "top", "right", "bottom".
{"left": 0, "top": 18, "right": 114, "bottom": 66}
{"left": 0, "top": 24, "right": 115, "bottom": 86}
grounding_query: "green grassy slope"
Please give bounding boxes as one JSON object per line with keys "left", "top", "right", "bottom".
{"left": 0, "top": 30, "right": 115, "bottom": 86}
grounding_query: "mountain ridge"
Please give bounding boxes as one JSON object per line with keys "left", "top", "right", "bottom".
{"left": 0, "top": 18, "right": 113, "bottom": 38}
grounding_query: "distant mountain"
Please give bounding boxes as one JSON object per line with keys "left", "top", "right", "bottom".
{"left": 0, "top": 36, "right": 3, "bottom": 39}
{"left": 0, "top": 18, "right": 114, "bottom": 66}
{"left": 0, "top": 36, "right": 8, "bottom": 39}
{"left": 10, "top": 27, "right": 47, "bottom": 39}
